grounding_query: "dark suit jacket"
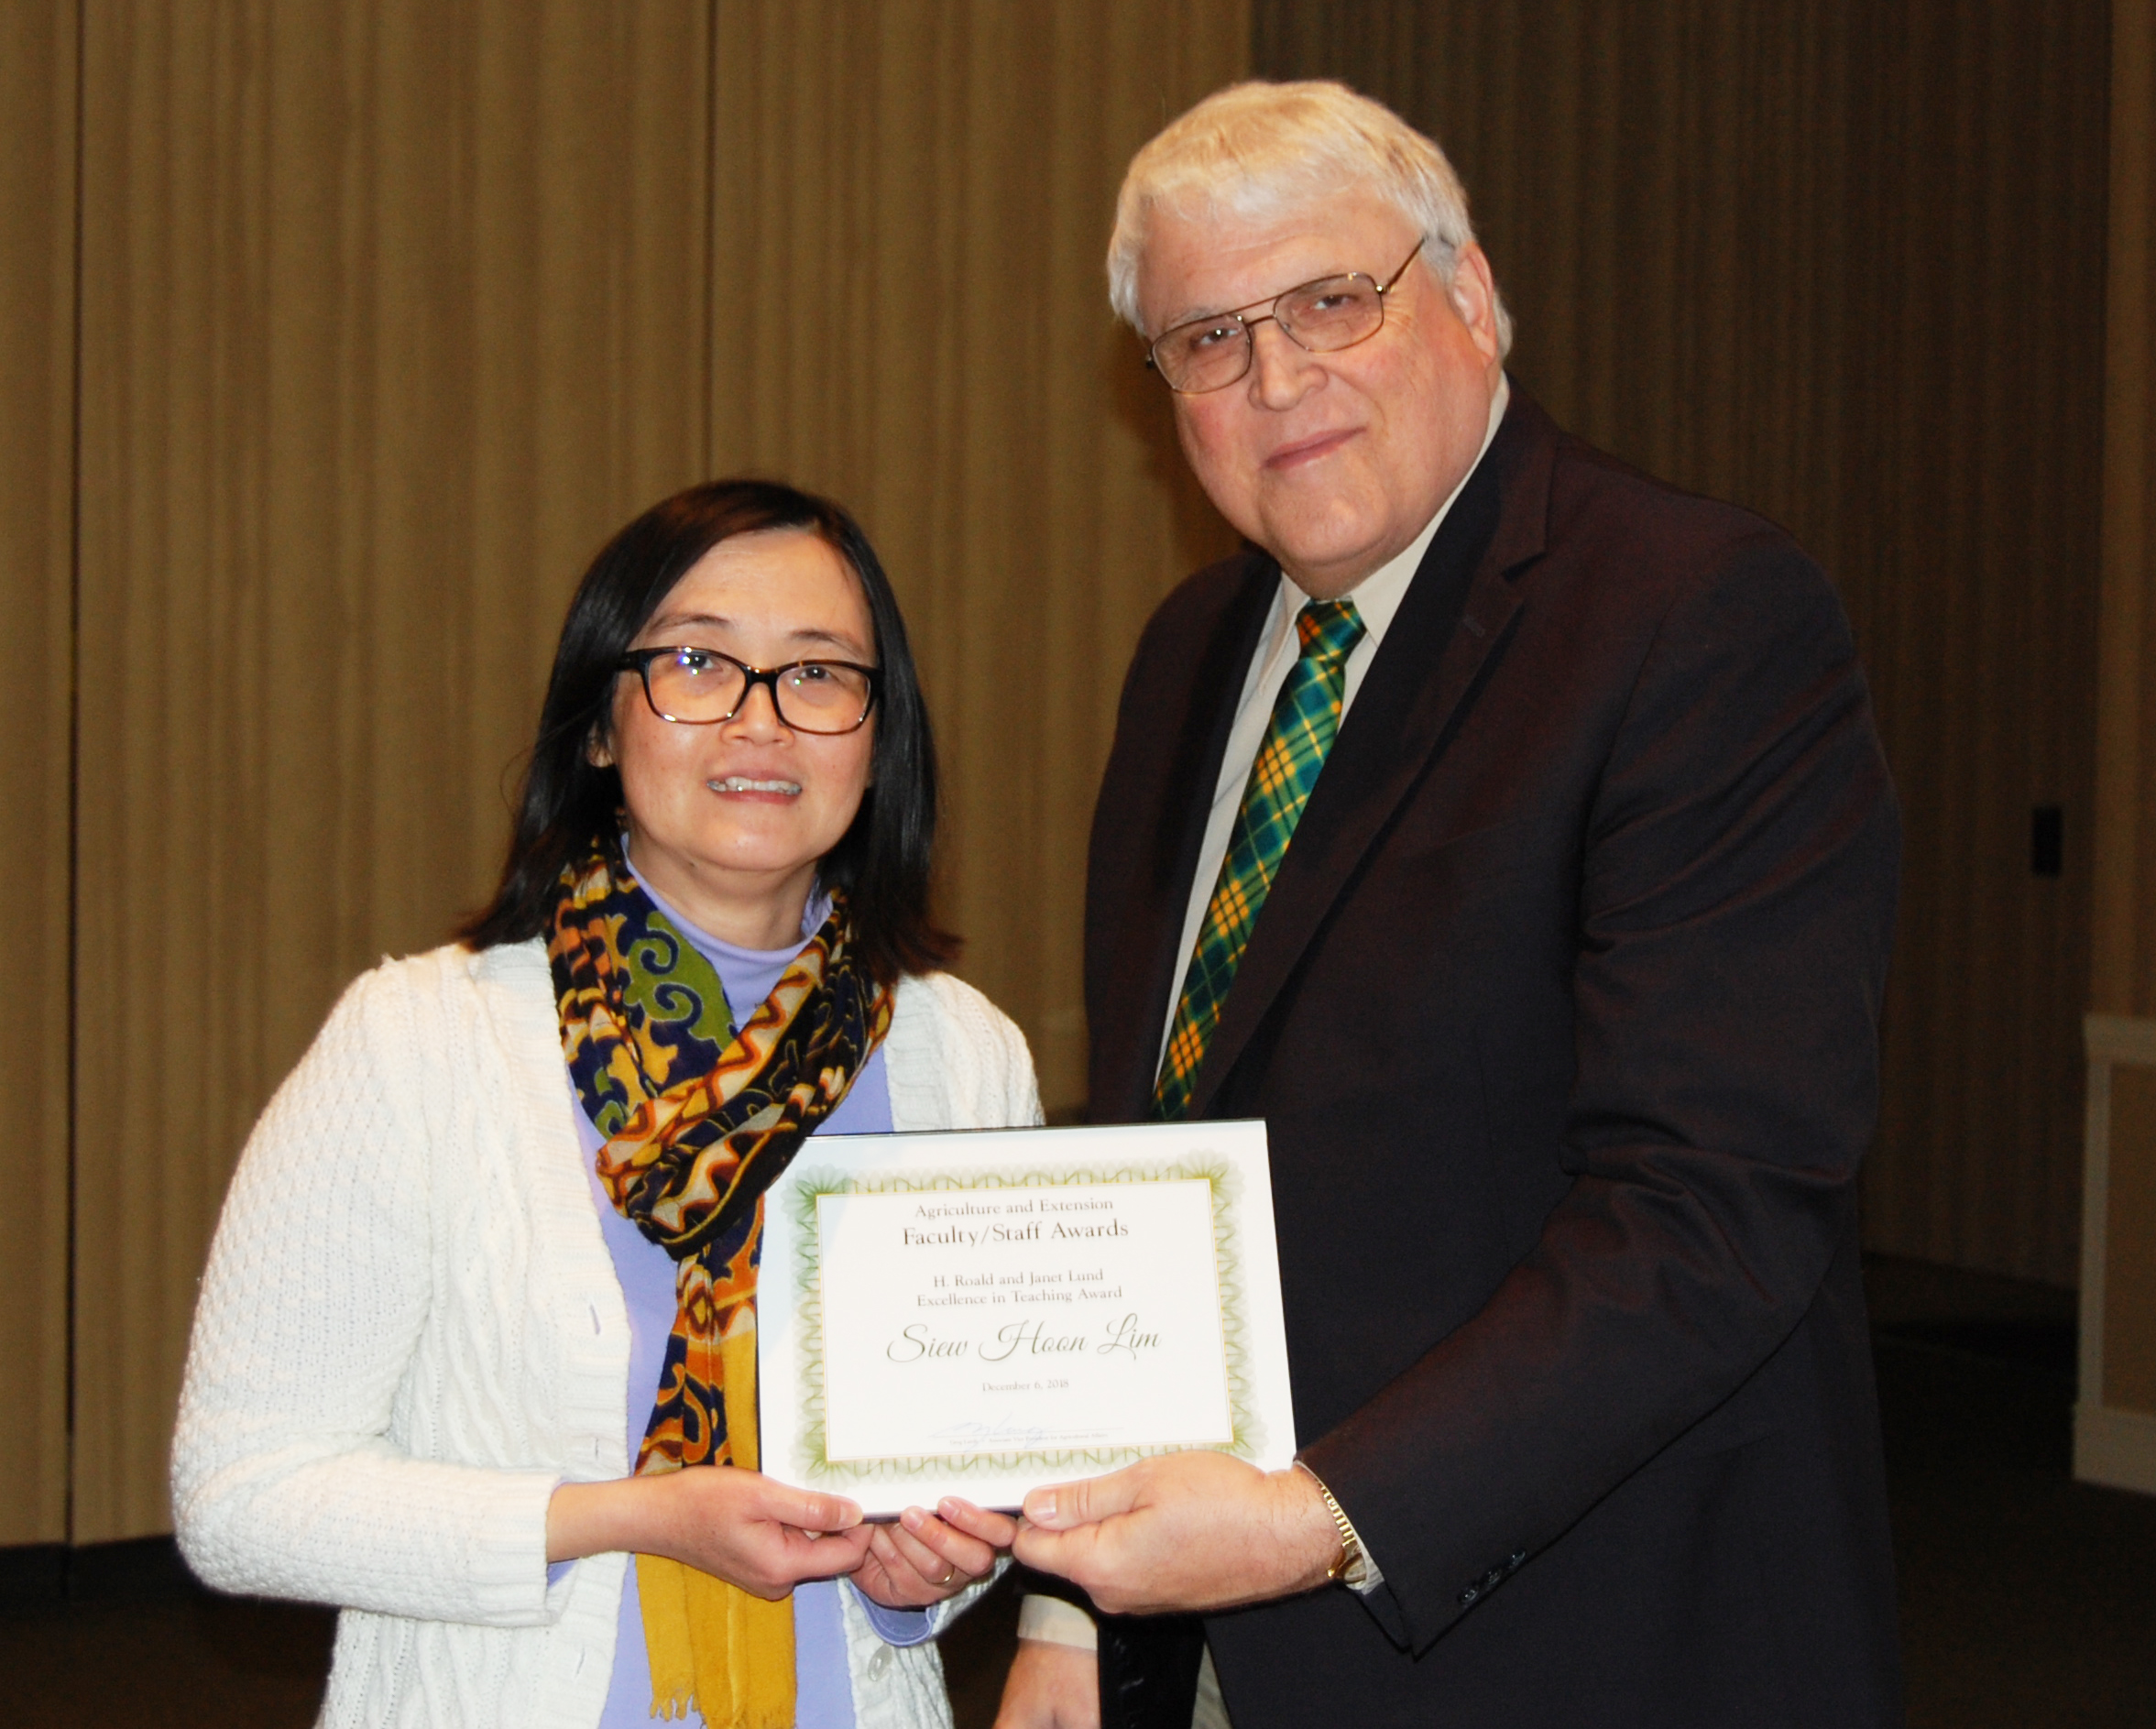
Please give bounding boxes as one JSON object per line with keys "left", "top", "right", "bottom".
{"left": 1080, "top": 390, "right": 1905, "bottom": 1727}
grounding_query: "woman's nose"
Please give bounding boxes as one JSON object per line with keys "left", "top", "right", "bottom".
{"left": 724, "top": 677, "right": 791, "bottom": 738}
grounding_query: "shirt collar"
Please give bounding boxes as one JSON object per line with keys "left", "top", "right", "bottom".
{"left": 621, "top": 836, "right": 830, "bottom": 958}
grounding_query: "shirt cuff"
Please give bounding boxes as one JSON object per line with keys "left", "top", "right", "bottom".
{"left": 851, "top": 1585, "right": 936, "bottom": 1648}
{"left": 1017, "top": 1592, "right": 1099, "bottom": 1650}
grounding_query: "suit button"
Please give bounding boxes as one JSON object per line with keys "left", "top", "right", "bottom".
{"left": 1483, "top": 1568, "right": 1504, "bottom": 1590}
{"left": 1459, "top": 1586, "right": 1480, "bottom": 1606}
{"left": 1508, "top": 1551, "right": 1527, "bottom": 1570}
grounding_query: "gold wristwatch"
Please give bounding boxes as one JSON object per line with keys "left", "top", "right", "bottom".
{"left": 1293, "top": 1459, "right": 1368, "bottom": 1586}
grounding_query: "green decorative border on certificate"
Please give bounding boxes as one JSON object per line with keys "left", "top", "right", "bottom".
{"left": 782, "top": 1159, "right": 1264, "bottom": 1487}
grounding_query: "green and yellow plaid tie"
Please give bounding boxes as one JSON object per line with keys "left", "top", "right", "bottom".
{"left": 1154, "top": 597, "right": 1366, "bottom": 1120}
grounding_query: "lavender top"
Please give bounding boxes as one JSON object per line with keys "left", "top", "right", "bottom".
{"left": 566, "top": 870, "right": 927, "bottom": 1728}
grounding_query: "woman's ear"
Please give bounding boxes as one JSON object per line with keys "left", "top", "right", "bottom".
{"left": 586, "top": 724, "right": 615, "bottom": 770}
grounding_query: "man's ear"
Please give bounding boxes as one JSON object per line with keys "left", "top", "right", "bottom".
{"left": 1447, "top": 243, "right": 1503, "bottom": 364}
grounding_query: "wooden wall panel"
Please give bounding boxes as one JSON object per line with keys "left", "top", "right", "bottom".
{"left": 707, "top": 0, "right": 1249, "bottom": 1112}
{"left": 2079, "top": 0, "right": 2156, "bottom": 1482}
{"left": 1848, "top": 2, "right": 2107, "bottom": 1294}
{"left": 71, "top": 0, "right": 713, "bottom": 1541}
{"left": 2102, "top": 1067, "right": 2156, "bottom": 1414}
{"left": 1254, "top": 0, "right": 2110, "bottom": 1286}
{"left": 2096, "top": 0, "right": 2156, "bottom": 1021}
{"left": 0, "top": 0, "right": 78, "bottom": 1548}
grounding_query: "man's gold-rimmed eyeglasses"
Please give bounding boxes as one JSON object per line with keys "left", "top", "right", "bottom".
{"left": 1145, "top": 239, "right": 1426, "bottom": 395}
{"left": 618, "top": 646, "right": 881, "bottom": 735}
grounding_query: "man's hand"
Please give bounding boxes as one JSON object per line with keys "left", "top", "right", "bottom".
{"left": 993, "top": 1637, "right": 1100, "bottom": 1729}
{"left": 1012, "top": 1451, "right": 1341, "bottom": 1614}
{"left": 848, "top": 1497, "right": 1017, "bottom": 1609}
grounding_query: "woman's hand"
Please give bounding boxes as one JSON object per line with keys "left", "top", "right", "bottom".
{"left": 848, "top": 1497, "right": 1018, "bottom": 1609}
{"left": 548, "top": 1468, "right": 874, "bottom": 1600}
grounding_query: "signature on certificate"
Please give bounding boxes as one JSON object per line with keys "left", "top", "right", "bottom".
{"left": 926, "top": 1416, "right": 1052, "bottom": 1450}
{"left": 926, "top": 1413, "right": 1119, "bottom": 1450}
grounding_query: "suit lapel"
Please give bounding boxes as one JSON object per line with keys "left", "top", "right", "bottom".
{"left": 1183, "top": 394, "right": 1559, "bottom": 1119}
{"left": 1088, "top": 559, "right": 1278, "bottom": 1122}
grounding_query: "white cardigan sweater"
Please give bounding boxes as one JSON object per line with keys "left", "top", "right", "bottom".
{"left": 172, "top": 938, "right": 1042, "bottom": 1729}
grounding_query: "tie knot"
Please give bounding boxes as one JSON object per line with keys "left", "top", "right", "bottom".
{"left": 1295, "top": 598, "right": 1366, "bottom": 663}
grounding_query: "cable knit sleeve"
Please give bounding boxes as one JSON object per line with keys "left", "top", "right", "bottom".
{"left": 883, "top": 972, "right": 1045, "bottom": 1133}
{"left": 170, "top": 955, "right": 565, "bottom": 1628}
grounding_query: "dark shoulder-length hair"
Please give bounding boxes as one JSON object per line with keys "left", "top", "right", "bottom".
{"left": 457, "top": 477, "right": 958, "bottom": 983}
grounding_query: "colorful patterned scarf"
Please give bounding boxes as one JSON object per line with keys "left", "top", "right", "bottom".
{"left": 548, "top": 842, "right": 893, "bottom": 1727}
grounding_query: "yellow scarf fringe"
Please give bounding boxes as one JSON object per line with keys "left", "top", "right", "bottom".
{"left": 638, "top": 1309, "right": 796, "bottom": 1727}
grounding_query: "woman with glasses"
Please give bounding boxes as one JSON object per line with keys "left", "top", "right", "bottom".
{"left": 172, "top": 479, "right": 1036, "bottom": 1729}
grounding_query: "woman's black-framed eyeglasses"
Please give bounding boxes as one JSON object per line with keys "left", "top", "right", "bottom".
{"left": 618, "top": 645, "right": 881, "bottom": 735}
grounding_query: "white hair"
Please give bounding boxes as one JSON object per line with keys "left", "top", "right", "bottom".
{"left": 1107, "top": 79, "right": 1513, "bottom": 357}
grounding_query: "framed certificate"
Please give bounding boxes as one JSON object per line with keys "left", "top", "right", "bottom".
{"left": 757, "top": 1119, "right": 1296, "bottom": 1515}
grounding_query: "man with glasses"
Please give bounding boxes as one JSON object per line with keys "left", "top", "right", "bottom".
{"left": 1000, "top": 81, "right": 1903, "bottom": 1729}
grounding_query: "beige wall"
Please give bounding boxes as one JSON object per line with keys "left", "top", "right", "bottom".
{"left": 1255, "top": 0, "right": 2112, "bottom": 1288}
{"left": 2078, "top": 1014, "right": 2156, "bottom": 1488}
{"left": 3, "top": 0, "right": 1244, "bottom": 1546}
{"left": 2101, "top": 1069, "right": 2156, "bottom": 1416}
{"left": 0, "top": 0, "right": 78, "bottom": 1549}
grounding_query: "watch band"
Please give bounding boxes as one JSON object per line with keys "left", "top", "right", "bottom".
{"left": 1293, "top": 1459, "right": 1367, "bottom": 1586}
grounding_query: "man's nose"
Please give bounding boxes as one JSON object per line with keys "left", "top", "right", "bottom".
{"left": 1245, "top": 316, "right": 1319, "bottom": 409}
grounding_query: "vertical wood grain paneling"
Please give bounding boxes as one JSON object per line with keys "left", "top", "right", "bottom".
{"left": 2096, "top": 0, "right": 2156, "bottom": 1021}
{"left": 1850, "top": 2, "right": 2107, "bottom": 1292}
{"left": 2087, "top": 0, "right": 2156, "bottom": 1432}
{"left": 1254, "top": 0, "right": 2108, "bottom": 1286}
{"left": 0, "top": 0, "right": 79, "bottom": 1548}
{"left": 707, "top": 0, "right": 1249, "bottom": 1111}
{"left": 55, "top": 0, "right": 1245, "bottom": 1542}
{"left": 8, "top": 0, "right": 2117, "bottom": 1552}
{"left": 71, "top": 0, "right": 713, "bottom": 1541}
